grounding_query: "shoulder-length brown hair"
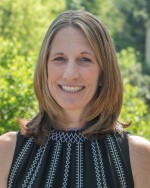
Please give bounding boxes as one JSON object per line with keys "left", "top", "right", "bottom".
{"left": 20, "top": 10, "right": 126, "bottom": 145}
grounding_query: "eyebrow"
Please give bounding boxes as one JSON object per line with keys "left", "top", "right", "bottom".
{"left": 51, "top": 51, "right": 95, "bottom": 56}
{"left": 80, "top": 51, "right": 95, "bottom": 56}
{"left": 50, "top": 52, "right": 63, "bottom": 56}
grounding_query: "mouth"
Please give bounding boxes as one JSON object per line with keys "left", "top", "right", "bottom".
{"left": 59, "top": 85, "right": 85, "bottom": 93}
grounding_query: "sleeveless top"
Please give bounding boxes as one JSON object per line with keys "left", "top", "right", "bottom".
{"left": 8, "top": 130, "right": 134, "bottom": 188}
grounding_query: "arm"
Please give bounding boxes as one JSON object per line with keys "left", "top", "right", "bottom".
{"left": 129, "top": 135, "right": 150, "bottom": 188}
{"left": 0, "top": 132, "right": 17, "bottom": 188}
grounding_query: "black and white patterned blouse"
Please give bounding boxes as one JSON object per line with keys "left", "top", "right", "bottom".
{"left": 8, "top": 130, "right": 134, "bottom": 188}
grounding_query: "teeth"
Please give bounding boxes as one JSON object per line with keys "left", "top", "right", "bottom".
{"left": 61, "top": 86, "right": 84, "bottom": 93}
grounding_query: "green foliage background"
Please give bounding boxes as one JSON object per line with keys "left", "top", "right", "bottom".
{"left": 0, "top": 0, "right": 150, "bottom": 140}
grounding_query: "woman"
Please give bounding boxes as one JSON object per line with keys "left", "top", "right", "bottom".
{"left": 0, "top": 10, "right": 150, "bottom": 188}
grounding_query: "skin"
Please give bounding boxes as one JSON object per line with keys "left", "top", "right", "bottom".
{"left": 129, "top": 136, "right": 150, "bottom": 187}
{"left": 0, "top": 132, "right": 16, "bottom": 188}
{"left": 0, "top": 27, "right": 150, "bottom": 187}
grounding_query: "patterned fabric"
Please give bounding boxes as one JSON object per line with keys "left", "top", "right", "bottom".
{"left": 8, "top": 130, "right": 134, "bottom": 188}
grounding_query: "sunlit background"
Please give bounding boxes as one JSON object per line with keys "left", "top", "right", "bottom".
{"left": 0, "top": 0, "right": 150, "bottom": 140}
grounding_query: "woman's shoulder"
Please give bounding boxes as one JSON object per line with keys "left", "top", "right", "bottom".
{"left": 128, "top": 134, "right": 150, "bottom": 148}
{"left": 0, "top": 131, "right": 34, "bottom": 156}
{"left": 0, "top": 131, "right": 17, "bottom": 162}
{"left": 0, "top": 131, "right": 17, "bottom": 187}
{"left": 0, "top": 131, "right": 17, "bottom": 156}
{"left": 0, "top": 131, "right": 17, "bottom": 153}
{"left": 128, "top": 135, "right": 150, "bottom": 188}
{"left": 0, "top": 131, "right": 17, "bottom": 142}
{"left": 128, "top": 135, "right": 150, "bottom": 162}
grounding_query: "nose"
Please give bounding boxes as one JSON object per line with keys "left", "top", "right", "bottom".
{"left": 63, "top": 61, "right": 79, "bottom": 80}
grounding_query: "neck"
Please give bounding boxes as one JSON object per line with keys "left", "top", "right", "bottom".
{"left": 55, "top": 109, "right": 85, "bottom": 130}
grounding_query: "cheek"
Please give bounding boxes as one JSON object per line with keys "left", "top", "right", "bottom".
{"left": 84, "top": 68, "right": 100, "bottom": 86}
{"left": 47, "top": 65, "right": 57, "bottom": 91}
{"left": 47, "top": 64, "right": 61, "bottom": 82}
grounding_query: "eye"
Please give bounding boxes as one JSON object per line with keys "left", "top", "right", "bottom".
{"left": 79, "top": 57, "right": 92, "bottom": 63}
{"left": 54, "top": 57, "right": 65, "bottom": 62}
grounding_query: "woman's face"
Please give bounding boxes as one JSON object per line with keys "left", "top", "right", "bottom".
{"left": 48, "top": 27, "right": 100, "bottom": 115}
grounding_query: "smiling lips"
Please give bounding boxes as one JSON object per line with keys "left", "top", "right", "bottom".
{"left": 59, "top": 85, "right": 85, "bottom": 93}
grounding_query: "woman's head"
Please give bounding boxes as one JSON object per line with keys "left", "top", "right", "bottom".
{"left": 47, "top": 27, "right": 101, "bottom": 121}
{"left": 34, "top": 10, "right": 123, "bottom": 132}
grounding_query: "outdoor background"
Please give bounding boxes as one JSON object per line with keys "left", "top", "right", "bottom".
{"left": 0, "top": 0, "right": 150, "bottom": 140}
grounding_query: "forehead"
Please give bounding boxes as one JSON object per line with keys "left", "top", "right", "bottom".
{"left": 53, "top": 26, "right": 86, "bottom": 38}
{"left": 50, "top": 27, "right": 94, "bottom": 54}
